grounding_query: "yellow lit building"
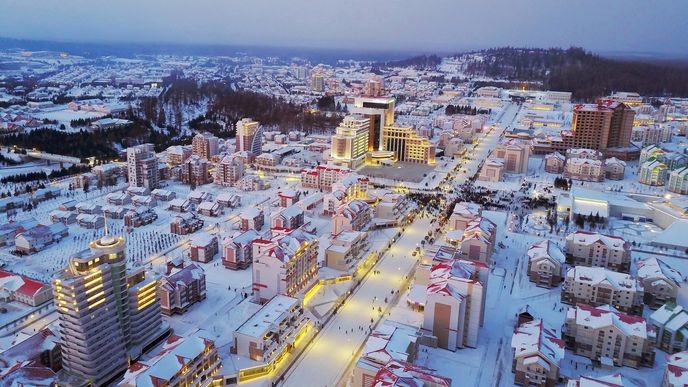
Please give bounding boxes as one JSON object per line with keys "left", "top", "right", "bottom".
{"left": 381, "top": 124, "right": 436, "bottom": 165}
{"left": 330, "top": 115, "right": 371, "bottom": 168}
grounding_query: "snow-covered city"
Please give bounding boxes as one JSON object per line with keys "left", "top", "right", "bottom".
{"left": 0, "top": 2, "right": 688, "bottom": 387}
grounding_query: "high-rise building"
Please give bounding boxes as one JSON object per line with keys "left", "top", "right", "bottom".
{"left": 191, "top": 132, "right": 219, "bottom": 160}
{"left": 551, "top": 101, "right": 635, "bottom": 156}
{"left": 363, "top": 77, "right": 384, "bottom": 97}
{"left": 180, "top": 155, "right": 210, "bottom": 186}
{"left": 330, "top": 115, "right": 370, "bottom": 168}
{"left": 126, "top": 144, "right": 159, "bottom": 190}
{"left": 52, "top": 235, "right": 163, "bottom": 385}
{"left": 311, "top": 73, "right": 325, "bottom": 92}
{"left": 352, "top": 96, "right": 396, "bottom": 152}
{"left": 381, "top": 124, "right": 436, "bottom": 165}
{"left": 235, "top": 118, "right": 263, "bottom": 156}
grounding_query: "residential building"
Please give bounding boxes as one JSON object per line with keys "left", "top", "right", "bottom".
{"left": 459, "top": 216, "right": 497, "bottom": 264}
{"left": 668, "top": 166, "right": 688, "bottom": 194}
{"left": 544, "top": 152, "right": 565, "bottom": 174}
{"left": 561, "top": 266, "right": 644, "bottom": 315}
{"left": 325, "top": 231, "right": 369, "bottom": 272}
{"left": 448, "top": 202, "right": 481, "bottom": 233}
{"left": 422, "top": 259, "right": 488, "bottom": 349}
{"left": 190, "top": 232, "right": 219, "bottom": 263}
{"left": 370, "top": 360, "right": 451, "bottom": 387}
{"left": 180, "top": 155, "right": 210, "bottom": 186}
{"left": 605, "top": 157, "right": 626, "bottom": 180}
{"left": 639, "top": 160, "right": 668, "bottom": 186}
{"left": 221, "top": 230, "right": 260, "bottom": 270}
{"left": 170, "top": 213, "right": 204, "bottom": 235}
{"left": 651, "top": 303, "right": 688, "bottom": 354}
{"left": 300, "top": 164, "right": 352, "bottom": 191}
{"left": 566, "top": 374, "right": 636, "bottom": 387}
{"left": 197, "top": 201, "right": 221, "bottom": 217}
{"left": 636, "top": 257, "right": 684, "bottom": 309}
{"left": 119, "top": 332, "right": 220, "bottom": 387}
{"left": 15, "top": 223, "right": 68, "bottom": 254}
{"left": 353, "top": 320, "right": 420, "bottom": 387}
{"left": 214, "top": 154, "right": 244, "bottom": 186}
{"left": 277, "top": 189, "right": 300, "bottom": 207}
{"left": 166, "top": 145, "right": 191, "bottom": 165}
{"left": 565, "top": 231, "right": 631, "bottom": 272}
{"left": 564, "top": 158, "right": 605, "bottom": 182}
{"left": 191, "top": 132, "right": 219, "bottom": 160}
{"left": 235, "top": 118, "right": 263, "bottom": 156}
{"left": 0, "top": 327, "right": 61, "bottom": 379}
{"left": 126, "top": 144, "right": 159, "bottom": 190}
{"left": 239, "top": 207, "right": 264, "bottom": 232}
{"left": 511, "top": 319, "right": 565, "bottom": 387}
{"left": 478, "top": 158, "right": 504, "bottom": 182}
{"left": 252, "top": 228, "right": 318, "bottom": 303}
{"left": 311, "top": 73, "right": 325, "bottom": 92}
{"left": 526, "top": 240, "right": 565, "bottom": 288}
{"left": 159, "top": 262, "right": 206, "bottom": 315}
{"left": 663, "top": 350, "right": 688, "bottom": 386}
{"left": 233, "top": 295, "right": 310, "bottom": 367}
{"left": 563, "top": 304, "right": 655, "bottom": 368}
{"left": 332, "top": 200, "right": 372, "bottom": 235}
{"left": 52, "top": 235, "right": 164, "bottom": 385}
{"left": 271, "top": 205, "right": 305, "bottom": 230}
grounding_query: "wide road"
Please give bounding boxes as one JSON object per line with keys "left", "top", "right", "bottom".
{"left": 282, "top": 218, "right": 432, "bottom": 387}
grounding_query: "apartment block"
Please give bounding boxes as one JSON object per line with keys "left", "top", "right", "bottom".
{"left": 126, "top": 143, "right": 159, "bottom": 190}
{"left": 650, "top": 303, "right": 688, "bottom": 353}
{"left": 180, "top": 155, "right": 210, "bottom": 186}
{"left": 511, "top": 319, "right": 565, "bottom": 387}
{"left": 325, "top": 230, "right": 369, "bottom": 272}
{"left": 214, "top": 154, "right": 244, "bottom": 186}
{"left": 252, "top": 228, "right": 318, "bottom": 303}
{"left": 235, "top": 118, "right": 263, "bottom": 156}
{"left": 636, "top": 257, "right": 684, "bottom": 309}
{"left": 159, "top": 262, "right": 206, "bottom": 315}
{"left": 526, "top": 240, "right": 565, "bottom": 288}
{"left": 494, "top": 138, "right": 530, "bottom": 173}
{"left": 565, "top": 231, "right": 631, "bottom": 273}
{"left": 563, "top": 304, "right": 655, "bottom": 368}
{"left": 191, "top": 132, "right": 219, "bottom": 160}
{"left": 663, "top": 351, "right": 688, "bottom": 386}
{"left": 561, "top": 266, "right": 644, "bottom": 315}
{"left": 221, "top": 230, "right": 260, "bottom": 270}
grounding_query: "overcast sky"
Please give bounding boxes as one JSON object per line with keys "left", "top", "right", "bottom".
{"left": 1, "top": 0, "right": 687, "bottom": 56}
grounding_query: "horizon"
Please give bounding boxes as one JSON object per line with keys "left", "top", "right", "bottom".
{"left": 1, "top": 0, "right": 687, "bottom": 58}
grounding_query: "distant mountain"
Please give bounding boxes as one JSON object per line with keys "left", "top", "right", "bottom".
{"left": 459, "top": 47, "right": 688, "bottom": 100}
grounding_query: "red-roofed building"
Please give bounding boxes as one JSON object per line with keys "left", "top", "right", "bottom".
{"left": 0, "top": 270, "right": 52, "bottom": 306}
{"left": 158, "top": 263, "right": 206, "bottom": 315}
{"left": 511, "top": 319, "right": 564, "bottom": 387}
{"left": 371, "top": 360, "right": 451, "bottom": 387}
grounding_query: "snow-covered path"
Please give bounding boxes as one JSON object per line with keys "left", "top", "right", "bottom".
{"left": 281, "top": 218, "right": 432, "bottom": 387}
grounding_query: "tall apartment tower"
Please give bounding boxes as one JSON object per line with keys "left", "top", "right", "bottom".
{"left": 558, "top": 101, "right": 635, "bottom": 153}
{"left": 235, "top": 118, "right": 263, "bottom": 156}
{"left": 52, "top": 235, "right": 163, "bottom": 385}
{"left": 352, "top": 96, "right": 396, "bottom": 152}
{"left": 311, "top": 73, "right": 325, "bottom": 92}
{"left": 126, "top": 144, "right": 159, "bottom": 190}
{"left": 330, "top": 115, "right": 370, "bottom": 168}
{"left": 191, "top": 132, "right": 219, "bottom": 160}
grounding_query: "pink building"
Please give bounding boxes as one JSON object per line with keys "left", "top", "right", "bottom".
{"left": 189, "top": 232, "right": 219, "bottom": 263}
{"left": 221, "top": 230, "right": 260, "bottom": 270}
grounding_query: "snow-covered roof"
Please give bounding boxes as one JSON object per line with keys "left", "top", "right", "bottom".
{"left": 372, "top": 360, "right": 451, "bottom": 387}
{"left": 190, "top": 232, "right": 216, "bottom": 247}
{"left": 527, "top": 240, "right": 565, "bottom": 264}
{"left": 565, "top": 266, "right": 640, "bottom": 292}
{"left": 240, "top": 207, "right": 262, "bottom": 219}
{"left": 636, "top": 256, "right": 684, "bottom": 287}
{"left": 666, "top": 351, "right": 688, "bottom": 387}
{"left": 565, "top": 373, "right": 631, "bottom": 387}
{"left": 567, "top": 304, "right": 652, "bottom": 339}
{"left": 451, "top": 201, "right": 481, "bottom": 218}
{"left": 235, "top": 295, "right": 298, "bottom": 339}
{"left": 360, "top": 321, "right": 418, "bottom": 366}
{"left": 511, "top": 319, "right": 565, "bottom": 367}
{"left": 163, "top": 263, "right": 204, "bottom": 289}
{"left": 566, "top": 231, "right": 628, "bottom": 251}
{"left": 427, "top": 259, "right": 486, "bottom": 299}
{"left": 650, "top": 303, "right": 688, "bottom": 333}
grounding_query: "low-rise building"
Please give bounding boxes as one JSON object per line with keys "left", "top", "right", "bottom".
{"left": 636, "top": 257, "right": 684, "bottom": 309}
{"left": 151, "top": 188, "right": 176, "bottom": 202}
{"left": 221, "top": 230, "right": 260, "bottom": 270}
{"left": 668, "top": 166, "right": 688, "bottom": 195}
{"left": 332, "top": 200, "right": 372, "bottom": 235}
{"left": 605, "top": 157, "right": 626, "bottom": 180}
{"left": 526, "top": 240, "right": 565, "bottom": 288}
{"left": 15, "top": 223, "right": 68, "bottom": 254}
{"left": 239, "top": 207, "right": 264, "bottom": 231}
{"left": 76, "top": 213, "right": 105, "bottom": 229}
{"left": 190, "top": 232, "right": 219, "bottom": 263}
{"left": 159, "top": 263, "right": 206, "bottom": 315}
{"left": 233, "top": 295, "right": 310, "bottom": 366}
{"left": 271, "top": 205, "right": 305, "bottom": 230}
{"left": 564, "top": 158, "right": 605, "bottom": 182}
{"left": 663, "top": 350, "right": 688, "bottom": 387}
{"left": 352, "top": 320, "right": 420, "bottom": 387}
{"left": 563, "top": 304, "right": 655, "bottom": 368}
{"left": 277, "top": 189, "right": 300, "bottom": 207}
{"left": 0, "top": 270, "right": 52, "bottom": 306}
{"left": 123, "top": 207, "right": 157, "bottom": 228}
{"left": 168, "top": 198, "right": 192, "bottom": 212}
{"left": 197, "top": 201, "right": 222, "bottom": 217}
{"left": 325, "top": 231, "right": 369, "bottom": 272}
{"left": 170, "top": 213, "right": 204, "bottom": 235}
{"left": 478, "top": 158, "right": 504, "bottom": 182}
{"left": 566, "top": 374, "right": 635, "bottom": 387}
{"left": 562, "top": 266, "right": 644, "bottom": 315}
{"left": 650, "top": 303, "right": 688, "bottom": 354}
{"left": 49, "top": 210, "right": 77, "bottom": 225}
{"left": 544, "top": 152, "right": 565, "bottom": 174}
{"left": 511, "top": 319, "right": 565, "bottom": 387}
{"left": 565, "top": 231, "right": 631, "bottom": 273}
{"left": 370, "top": 360, "right": 451, "bottom": 387}
{"left": 119, "top": 332, "right": 220, "bottom": 387}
